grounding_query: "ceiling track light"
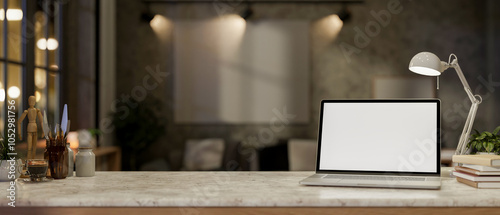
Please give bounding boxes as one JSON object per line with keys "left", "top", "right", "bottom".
{"left": 240, "top": 4, "right": 253, "bottom": 20}
{"left": 337, "top": 5, "right": 351, "bottom": 22}
{"left": 141, "top": 12, "right": 156, "bottom": 23}
{"left": 141, "top": 3, "right": 156, "bottom": 23}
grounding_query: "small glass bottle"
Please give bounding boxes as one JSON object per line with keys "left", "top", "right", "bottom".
{"left": 75, "top": 148, "right": 95, "bottom": 177}
{"left": 66, "top": 143, "right": 74, "bottom": 177}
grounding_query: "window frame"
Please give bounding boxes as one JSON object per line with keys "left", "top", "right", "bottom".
{"left": 0, "top": 0, "right": 62, "bottom": 137}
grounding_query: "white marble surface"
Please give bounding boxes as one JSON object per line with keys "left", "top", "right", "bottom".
{"left": 0, "top": 171, "right": 499, "bottom": 207}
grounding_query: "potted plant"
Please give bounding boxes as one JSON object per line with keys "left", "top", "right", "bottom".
{"left": 467, "top": 126, "right": 500, "bottom": 155}
{"left": 0, "top": 133, "right": 22, "bottom": 181}
{"left": 111, "top": 96, "right": 166, "bottom": 170}
{"left": 76, "top": 129, "right": 102, "bottom": 149}
{"left": 88, "top": 128, "right": 102, "bottom": 148}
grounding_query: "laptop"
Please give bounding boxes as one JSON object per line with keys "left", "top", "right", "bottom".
{"left": 300, "top": 99, "right": 441, "bottom": 189}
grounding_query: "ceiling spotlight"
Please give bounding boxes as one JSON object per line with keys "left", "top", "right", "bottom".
{"left": 141, "top": 11, "right": 156, "bottom": 23}
{"left": 337, "top": 6, "right": 351, "bottom": 22}
{"left": 240, "top": 5, "right": 253, "bottom": 20}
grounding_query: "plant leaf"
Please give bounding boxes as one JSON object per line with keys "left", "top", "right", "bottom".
{"left": 485, "top": 132, "right": 493, "bottom": 137}
{"left": 483, "top": 142, "right": 489, "bottom": 150}
{"left": 493, "top": 126, "right": 500, "bottom": 135}
{"left": 486, "top": 142, "right": 495, "bottom": 152}
{"left": 476, "top": 142, "right": 483, "bottom": 151}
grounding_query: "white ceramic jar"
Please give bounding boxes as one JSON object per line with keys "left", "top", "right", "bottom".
{"left": 75, "top": 148, "right": 95, "bottom": 177}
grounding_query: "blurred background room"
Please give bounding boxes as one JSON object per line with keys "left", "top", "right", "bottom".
{"left": 1, "top": 0, "right": 499, "bottom": 171}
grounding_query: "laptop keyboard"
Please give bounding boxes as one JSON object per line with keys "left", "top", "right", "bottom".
{"left": 324, "top": 175, "right": 426, "bottom": 181}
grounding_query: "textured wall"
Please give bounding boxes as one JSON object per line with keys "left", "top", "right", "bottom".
{"left": 115, "top": 0, "right": 499, "bottom": 170}
{"left": 63, "top": 0, "right": 96, "bottom": 130}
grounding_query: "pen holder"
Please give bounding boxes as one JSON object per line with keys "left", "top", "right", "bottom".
{"left": 46, "top": 138, "right": 68, "bottom": 179}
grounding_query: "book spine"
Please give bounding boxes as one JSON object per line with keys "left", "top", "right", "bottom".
{"left": 454, "top": 166, "right": 479, "bottom": 175}
{"left": 456, "top": 177, "right": 478, "bottom": 188}
{"left": 453, "top": 171, "right": 500, "bottom": 182}
{"left": 453, "top": 157, "right": 492, "bottom": 166}
{"left": 456, "top": 176, "right": 500, "bottom": 188}
{"left": 463, "top": 164, "right": 500, "bottom": 172}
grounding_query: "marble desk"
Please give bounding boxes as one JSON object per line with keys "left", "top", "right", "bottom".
{"left": 1, "top": 171, "right": 499, "bottom": 214}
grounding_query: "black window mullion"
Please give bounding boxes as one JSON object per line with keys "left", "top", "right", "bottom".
{"left": 2, "top": 0, "right": 6, "bottom": 58}
{"left": 3, "top": 0, "right": 8, "bottom": 136}
{"left": 56, "top": 0, "right": 62, "bottom": 114}
{"left": 23, "top": 0, "right": 35, "bottom": 106}
{"left": 43, "top": 0, "right": 50, "bottom": 121}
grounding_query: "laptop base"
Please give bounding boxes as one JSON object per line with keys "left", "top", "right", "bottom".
{"left": 300, "top": 174, "right": 441, "bottom": 190}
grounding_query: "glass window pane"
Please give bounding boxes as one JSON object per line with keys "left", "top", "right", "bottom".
{"left": 48, "top": 71, "right": 59, "bottom": 124}
{"left": 7, "top": 0, "right": 22, "bottom": 62}
{"left": 34, "top": 10, "right": 46, "bottom": 67}
{"left": 0, "top": 0, "right": 4, "bottom": 59}
{"left": 6, "top": 63, "right": 22, "bottom": 120}
{"left": 34, "top": 68, "right": 47, "bottom": 103}
{"left": 34, "top": 68, "right": 47, "bottom": 135}
{"left": 0, "top": 62, "right": 4, "bottom": 134}
{"left": 48, "top": 13, "right": 56, "bottom": 67}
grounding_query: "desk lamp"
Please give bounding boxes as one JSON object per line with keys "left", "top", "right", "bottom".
{"left": 409, "top": 52, "right": 482, "bottom": 155}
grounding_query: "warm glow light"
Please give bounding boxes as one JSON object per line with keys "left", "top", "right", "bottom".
{"left": 67, "top": 131, "right": 79, "bottom": 149}
{"left": 35, "top": 69, "right": 47, "bottom": 88}
{"left": 212, "top": 14, "right": 246, "bottom": 47}
{"left": 35, "top": 91, "right": 41, "bottom": 102}
{"left": 50, "top": 65, "right": 59, "bottom": 70}
{"left": 150, "top": 15, "right": 173, "bottom": 43}
{"left": 315, "top": 14, "right": 343, "bottom": 41}
{"left": 7, "top": 86, "right": 20, "bottom": 99}
{"left": 0, "top": 82, "right": 4, "bottom": 102}
{"left": 0, "top": 89, "right": 4, "bottom": 102}
{"left": 221, "top": 14, "right": 246, "bottom": 32}
{"left": 36, "top": 38, "right": 59, "bottom": 50}
{"left": 47, "top": 38, "right": 59, "bottom": 50}
{"left": 37, "top": 39, "right": 46, "bottom": 50}
{"left": 409, "top": 67, "right": 441, "bottom": 76}
{"left": 0, "top": 9, "right": 23, "bottom": 21}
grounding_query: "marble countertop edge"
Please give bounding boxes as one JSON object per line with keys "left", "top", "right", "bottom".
{"left": 1, "top": 171, "right": 499, "bottom": 207}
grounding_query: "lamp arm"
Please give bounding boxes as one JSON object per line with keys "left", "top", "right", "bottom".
{"left": 456, "top": 102, "right": 480, "bottom": 155}
{"left": 449, "top": 58, "right": 483, "bottom": 155}
{"left": 450, "top": 59, "right": 479, "bottom": 103}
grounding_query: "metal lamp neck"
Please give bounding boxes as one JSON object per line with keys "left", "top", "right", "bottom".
{"left": 446, "top": 55, "right": 482, "bottom": 104}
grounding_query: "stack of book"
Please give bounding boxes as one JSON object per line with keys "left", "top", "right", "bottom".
{"left": 452, "top": 154, "right": 500, "bottom": 188}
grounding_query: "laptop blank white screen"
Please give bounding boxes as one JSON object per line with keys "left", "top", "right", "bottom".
{"left": 318, "top": 101, "right": 438, "bottom": 173}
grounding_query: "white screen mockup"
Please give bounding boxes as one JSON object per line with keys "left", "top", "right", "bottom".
{"left": 319, "top": 102, "right": 438, "bottom": 173}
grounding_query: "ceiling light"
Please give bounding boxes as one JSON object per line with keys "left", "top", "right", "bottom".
{"left": 37, "top": 38, "right": 59, "bottom": 50}
{"left": 7, "top": 86, "right": 20, "bottom": 99}
{"left": 240, "top": 4, "right": 253, "bottom": 20}
{"left": 0, "top": 9, "right": 23, "bottom": 21}
{"left": 47, "top": 38, "right": 59, "bottom": 50}
{"left": 141, "top": 11, "right": 156, "bottom": 23}
{"left": 337, "top": 6, "right": 351, "bottom": 22}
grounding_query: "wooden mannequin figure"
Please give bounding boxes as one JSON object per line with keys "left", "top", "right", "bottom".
{"left": 18, "top": 96, "right": 44, "bottom": 160}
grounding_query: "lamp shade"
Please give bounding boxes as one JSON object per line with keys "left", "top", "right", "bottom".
{"left": 409, "top": 52, "right": 444, "bottom": 76}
